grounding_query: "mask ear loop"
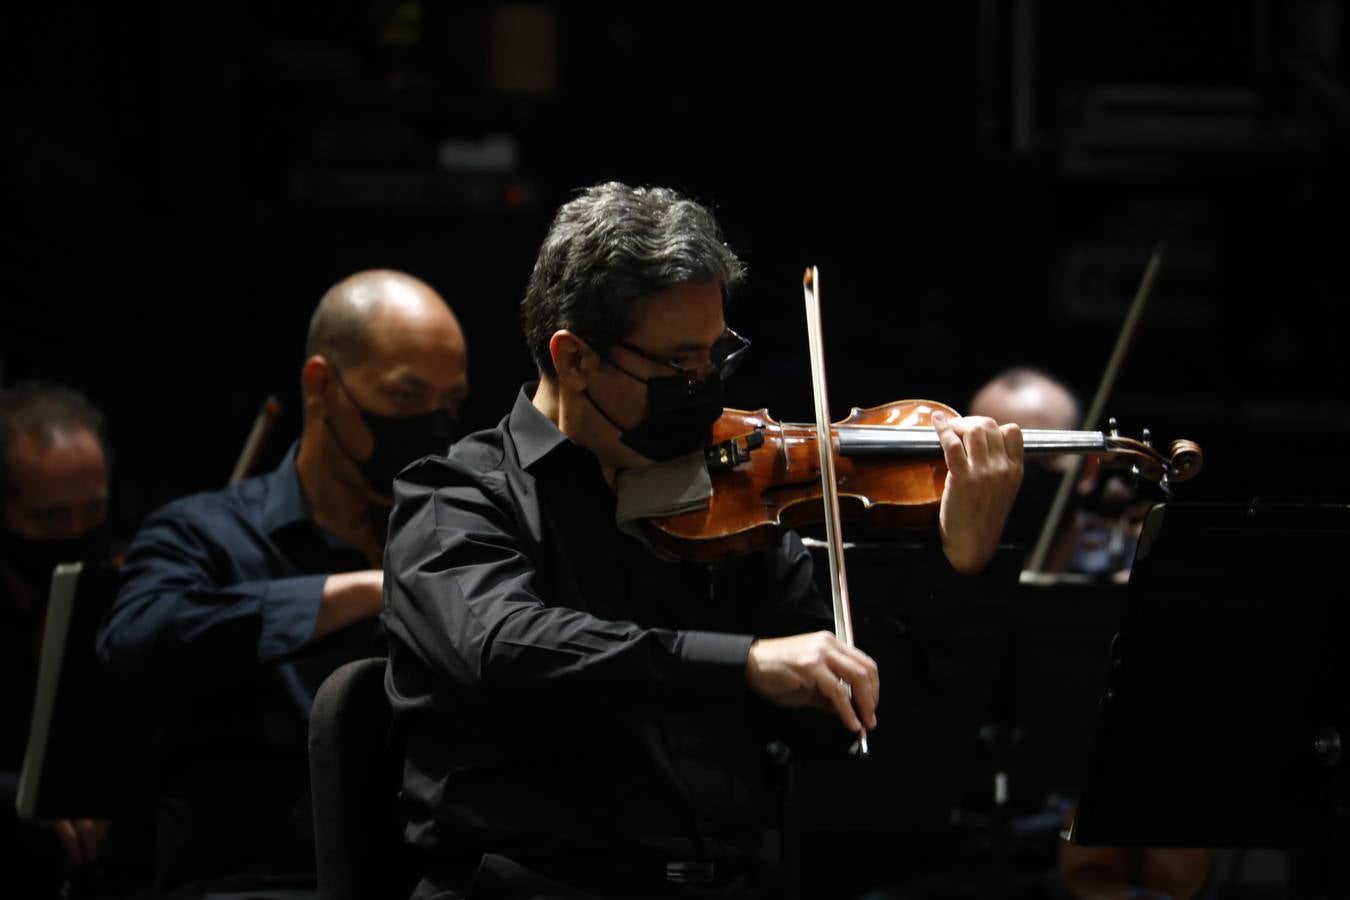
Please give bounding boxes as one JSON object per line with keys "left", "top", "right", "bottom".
{"left": 321, "top": 365, "right": 371, "bottom": 469}
{"left": 322, "top": 414, "right": 369, "bottom": 471}
{"left": 574, "top": 334, "right": 645, "bottom": 436}
{"left": 582, "top": 389, "right": 632, "bottom": 436}
{"left": 329, "top": 367, "right": 366, "bottom": 411}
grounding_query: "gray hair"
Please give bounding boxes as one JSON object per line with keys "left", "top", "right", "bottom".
{"left": 522, "top": 182, "right": 746, "bottom": 377}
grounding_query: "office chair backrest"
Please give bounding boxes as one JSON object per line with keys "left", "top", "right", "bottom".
{"left": 309, "top": 656, "right": 416, "bottom": 900}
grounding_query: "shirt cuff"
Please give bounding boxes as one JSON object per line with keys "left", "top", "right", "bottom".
{"left": 257, "top": 574, "right": 328, "bottom": 660}
{"left": 676, "top": 630, "right": 755, "bottom": 691}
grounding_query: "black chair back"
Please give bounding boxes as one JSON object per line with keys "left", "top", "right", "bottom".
{"left": 309, "top": 656, "right": 416, "bottom": 900}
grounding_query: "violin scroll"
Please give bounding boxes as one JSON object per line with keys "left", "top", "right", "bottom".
{"left": 1166, "top": 439, "right": 1204, "bottom": 482}
{"left": 1101, "top": 419, "right": 1203, "bottom": 487}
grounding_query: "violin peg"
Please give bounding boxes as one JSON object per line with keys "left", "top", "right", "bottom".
{"left": 1108, "top": 417, "right": 1119, "bottom": 438}
{"left": 1141, "top": 427, "right": 1152, "bottom": 447}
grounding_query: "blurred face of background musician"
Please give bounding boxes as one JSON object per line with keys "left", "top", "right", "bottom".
{"left": 0, "top": 382, "right": 111, "bottom": 607}
{"left": 296, "top": 269, "right": 468, "bottom": 556}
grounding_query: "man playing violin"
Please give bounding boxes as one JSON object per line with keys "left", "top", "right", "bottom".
{"left": 383, "top": 182, "right": 1023, "bottom": 899}
{"left": 98, "top": 269, "right": 469, "bottom": 897}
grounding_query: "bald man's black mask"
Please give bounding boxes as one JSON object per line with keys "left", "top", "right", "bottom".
{"left": 328, "top": 372, "right": 456, "bottom": 495}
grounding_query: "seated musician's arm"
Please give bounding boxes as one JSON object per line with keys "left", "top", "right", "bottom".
{"left": 96, "top": 498, "right": 374, "bottom": 681}
{"left": 381, "top": 464, "right": 752, "bottom": 717}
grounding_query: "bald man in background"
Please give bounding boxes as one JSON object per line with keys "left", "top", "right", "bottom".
{"left": 968, "top": 367, "right": 1092, "bottom": 568}
{"left": 98, "top": 269, "right": 468, "bottom": 898}
{"left": 969, "top": 368, "right": 1080, "bottom": 443}
{"left": 969, "top": 367, "right": 1149, "bottom": 579}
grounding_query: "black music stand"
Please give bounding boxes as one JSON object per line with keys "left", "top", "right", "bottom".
{"left": 1067, "top": 502, "right": 1350, "bottom": 897}
{"left": 789, "top": 538, "right": 1020, "bottom": 898}
{"left": 1003, "top": 574, "right": 1126, "bottom": 810}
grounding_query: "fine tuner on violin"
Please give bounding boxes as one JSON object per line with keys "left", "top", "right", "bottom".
{"left": 644, "top": 399, "right": 1203, "bottom": 562}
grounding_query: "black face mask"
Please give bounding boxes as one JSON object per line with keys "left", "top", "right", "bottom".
{"left": 587, "top": 371, "right": 725, "bottom": 464}
{"left": 0, "top": 524, "right": 112, "bottom": 595}
{"left": 329, "top": 375, "right": 457, "bottom": 495}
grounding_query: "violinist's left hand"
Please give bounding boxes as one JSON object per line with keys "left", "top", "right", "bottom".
{"left": 932, "top": 410, "right": 1023, "bottom": 574}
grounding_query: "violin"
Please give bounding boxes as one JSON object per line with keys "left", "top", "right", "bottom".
{"left": 642, "top": 399, "right": 1202, "bottom": 562}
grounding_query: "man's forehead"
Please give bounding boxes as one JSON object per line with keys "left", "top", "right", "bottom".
{"left": 624, "top": 281, "right": 725, "bottom": 342}
{"left": 8, "top": 425, "right": 103, "bottom": 461}
{"left": 6, "top": 428, "right": 107, "bottom": 500}
{"left": 363, "top": 309, "right": 465, "bottom": 361}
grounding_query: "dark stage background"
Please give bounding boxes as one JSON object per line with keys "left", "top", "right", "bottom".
{"left": 6, "top": 1, "right": 1350, "bottom": 536}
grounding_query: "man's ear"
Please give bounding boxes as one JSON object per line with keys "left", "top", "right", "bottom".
{"left": 301, "top": 355, "right": 335, "bottom": 412}
{"left": 549, "top": 331, "right": 592, "bottom": 392}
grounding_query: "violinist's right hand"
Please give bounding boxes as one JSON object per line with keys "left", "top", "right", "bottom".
{"left": 745, "top": 631, "right": 879, "bottom": 734}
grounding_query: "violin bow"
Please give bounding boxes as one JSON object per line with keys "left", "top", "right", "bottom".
{"left": 1023, "top": 245, "right": 1164, "bottom": 575}
{"left": 228, "top": 394, "right": 282, "bottom": 486}
{"left": 803, "top": 267, "right": 869, "bottom": 758}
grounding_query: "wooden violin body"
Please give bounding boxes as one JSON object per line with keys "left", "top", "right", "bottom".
{"left": 644, "top": 400, "right": 1202, "bottom": 562}
{"left": 647, "top": 400, "right": 949, "bottom": 560}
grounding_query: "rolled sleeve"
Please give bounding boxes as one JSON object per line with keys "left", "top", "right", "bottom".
{"left": 98, "top": 500, "right": 328, "bottom": 682}
{"left": 256, "top": 574, "right": 327, "bottom": 660}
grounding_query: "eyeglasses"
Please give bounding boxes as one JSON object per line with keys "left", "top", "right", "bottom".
{"left": 607, "top": 327, "right": 751, "bottom": 390}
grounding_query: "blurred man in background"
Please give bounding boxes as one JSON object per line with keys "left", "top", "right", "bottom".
{"left": 0, "top": 379, "right": 115, "bottom": 897}
{"left": 969, "top": 367, "right": 1147, "bottom": 580}
{"left": 98, "top": 269, "right": 469, "bottom": 898}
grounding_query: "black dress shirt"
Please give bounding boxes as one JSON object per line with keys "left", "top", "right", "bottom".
{"left": 384, "top": 386, "right": 844, "bottom": 896}
{"left": 97, "top": 442, "right": 383, "bottom": 887}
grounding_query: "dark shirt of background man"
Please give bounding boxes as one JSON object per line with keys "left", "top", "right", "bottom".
{"left": 101, "top": 443, "right": 382, "bottom": 888}
{"left": 97, "top": 269, "right": 469, "bottom": 896}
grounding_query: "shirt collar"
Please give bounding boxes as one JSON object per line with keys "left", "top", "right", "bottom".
{"left": 257, "top": 441, "right": 315, "bottom": 534}
{"left": 510, "top": 383, "right": 573, "bottom": 471}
